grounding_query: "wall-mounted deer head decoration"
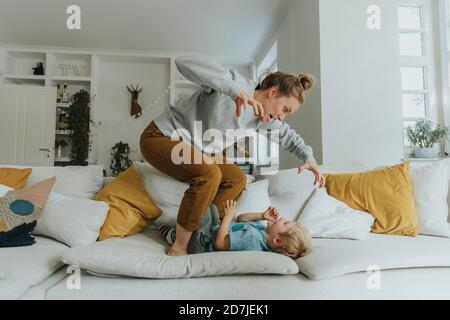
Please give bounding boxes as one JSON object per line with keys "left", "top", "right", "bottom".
{"left": 126, "top": 84, "right": 143, "bottom": 118}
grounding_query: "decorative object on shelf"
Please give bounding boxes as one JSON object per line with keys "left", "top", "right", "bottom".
{"left": 58, "top": 64, "right": 72, "bottom": 76}
{"left": 67, "top": 89, "right": 91, "bottom": 166}
{"left": 79, "top": 65, "right": 88, "bottom": 76}
{"left": 57, "top": 64, "right": 87, "bottom": 77}
{"left": 32, "top": 62, "right": 45, "bottom": 75}
{"left": 55, "top": 139, "right": 68, "bottom": 158}
{"left": 126, "top": 84, "right": 143, "bottom": 118}
{"left": 56, "top": 110, "right": 70, "bottom": 130}
{"left": 110, "top": 141, "right": 133, "bottom": 177}
{"left": 56, "top": 84, "right": 62, "bottom": 103}
{"left": 405, "top": 119, "right": 450, "bottom": 158}
{"left": 61, "top": 83, "right": 70, "bottom": 103}
{"left": 72, "top": 66, "right": 80, "bottom": 76}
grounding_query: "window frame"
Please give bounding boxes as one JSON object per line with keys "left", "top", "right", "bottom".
{"left": 399, "top": 0, "right": 440, "bottom": 154}
{"left": 438, "top": 0, "right": 450, "bottom": 155}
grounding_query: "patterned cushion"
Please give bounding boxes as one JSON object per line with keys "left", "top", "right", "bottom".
{"left": 0, "top": 177, "right": 56, "bottom": 247}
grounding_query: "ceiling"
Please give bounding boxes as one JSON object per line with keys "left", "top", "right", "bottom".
{"left": 0, "top": 0, "right": 288, "bottom": 59}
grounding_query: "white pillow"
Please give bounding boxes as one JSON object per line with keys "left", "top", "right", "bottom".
{"left": 62, "top": 228, "right": 298, "bottom": 279}
{"left": 33, "top": 192, "right": 109, "bottom": 247}
{"left": 0, "top": 164, "right": 104, "bottom": 199}
{"left": 134, "top": 161, "right": 256, "bottom": 226}
{"left": 262, "top": 162, "right": 369, "bottom": 222}
{"left": 298, "top": 188, "right": 374, "bottom": 240}
{"left": 134, "top": 161, "right": 189, "bottom": 226}
{"left": 262, "top": 168, "right": 316, "bottom": 221}
{"left": 296, "top": 233, "right": 450, "bottom": 280}
{"left": 0, "top": 184, "right": 10, "bottom": 196}
{"left": 0, "top": 183, "right": 109, "bottom": 247}
{"left": 409, "top": 160, "right": 450, "bottom": 238}
{"left": 235, "top": 179, "right": 270, "bottom": 214}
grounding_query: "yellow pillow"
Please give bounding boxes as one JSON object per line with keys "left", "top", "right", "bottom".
{"left": 0, "top": 168, "right": 32, "bottom": 189}
{"left": 97, "top": 165, "right": 162, "bottom": 240}
{"left": 324, "top": 161, "right": 418, "bottom": 236}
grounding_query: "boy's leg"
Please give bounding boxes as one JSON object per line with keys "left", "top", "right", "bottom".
{"left": 158, "top": 225, "right": 176, "bottom": 245}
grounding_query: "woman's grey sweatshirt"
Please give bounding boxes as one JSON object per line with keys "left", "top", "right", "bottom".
{"left": 153, "top": 54, "right": 317, "bottom": 164}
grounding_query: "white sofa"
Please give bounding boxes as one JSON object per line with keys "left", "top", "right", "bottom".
{"left": 2, "top": 161, "right": 450, "bottom": 300}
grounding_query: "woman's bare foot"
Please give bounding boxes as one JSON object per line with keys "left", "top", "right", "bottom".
{"left": 164, "top": 223, "right": 192, "bottom": 256}
{"left": 166, "top": 243, "right": 188, "bottom": 256}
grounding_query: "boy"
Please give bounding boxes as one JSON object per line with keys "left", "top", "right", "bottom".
{"left": 159, "top": 200, "right": 311, "bottom": 259}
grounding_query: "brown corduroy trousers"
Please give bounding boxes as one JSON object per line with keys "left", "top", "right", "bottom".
{"left": 139, "top": 121, "right": 247, "bottom": 231}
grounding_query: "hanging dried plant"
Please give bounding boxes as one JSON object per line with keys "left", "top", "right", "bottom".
{"left": 67, "top": 89, "right": 91, "bottom": 166}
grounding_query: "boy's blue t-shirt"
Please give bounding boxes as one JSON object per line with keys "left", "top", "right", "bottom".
{"left": 209, "top": 220, "right": 269, "bottom": 252}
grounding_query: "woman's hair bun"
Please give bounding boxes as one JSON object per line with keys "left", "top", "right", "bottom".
{"left": 297, "top": 74, "right": 315, "bottom": 91}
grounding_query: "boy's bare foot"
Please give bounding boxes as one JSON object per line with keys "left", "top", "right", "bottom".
{"left": 166, "top": 243, "right": 188, "bottom": 256}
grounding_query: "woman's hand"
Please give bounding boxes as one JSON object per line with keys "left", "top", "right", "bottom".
{"left": 298, "top": 161, "right": 326, "bottom": 188}
{"left": 235, "top": 90, "right": 265, "bottom": 121}
{"left": 262, "top": 206, "right": 280, "bottom": 222}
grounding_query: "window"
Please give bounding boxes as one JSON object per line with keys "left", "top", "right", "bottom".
{"left": 398, "top": 1, "right": 438, "bottom": 149}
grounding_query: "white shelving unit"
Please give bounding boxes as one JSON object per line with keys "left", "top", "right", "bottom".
{"left": 1, "top": 46, "right": 254, "bottom": 168}
{"left": 0, "top": 48, "right": 94, "bottom": 165}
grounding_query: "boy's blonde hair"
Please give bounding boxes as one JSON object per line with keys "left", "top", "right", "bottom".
{"left": 274, "top": 222, "right": 312, "bottom": 259}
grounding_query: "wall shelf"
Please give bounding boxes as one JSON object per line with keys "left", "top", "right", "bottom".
{"left": 2, "top": 73, "right": 45, "bottom": 80}
{"left": 56, "top": 102, "right": 71, "bottom": 108}
{"left": 55, "top": 130, "right": 72, "bottom": 135}
{"left": 2, "top": 73, "right": 46, "bottom": 85}
{"left": 49, "top": 76, "right": 91, "bottom": 83}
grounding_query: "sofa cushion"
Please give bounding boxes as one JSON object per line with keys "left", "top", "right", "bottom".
{"left": 97, "top": 165, "right": 162, "bottom": 240}
{"left": 298, "top": 187, "right": 374, "bottom": 240}
{"left": 324, "top": 161, "right": 419, "bottom": 236}
{"left": 0, "top": 178, "right": 56, "bottom": 247}
{"left": 133, "top": 161, "right": 187, "bottom": 226}
{"left": 409, "top": 160, "right": 450, "bottom": 238}
{"left": 296, "top": 233, "right": 450, "bottom": 280}
{"left": 235, "top": 179, "right": 271, "bottom": 214}
{"left": 134, "top": 161, "right": 255, "bottom": 226}
{"left": 62, "top": 226, "right": 298, "bottom": 279}
{"left": 261, "top": 161, "right": 370, "bottom": 221}
{"left": 0, "top": 235, "right": 68, "bottom": 299}
{"left": 0, "top": 168, "right": 32, "bottom": 189}
{"left": 34, "top": 191, "right": 109, "bottom": 247}
{"left": 0, "top": 164, "right": 104, "bottom": 199}
{"left": 0, "top": 278, "right": 30, "bottom": 300}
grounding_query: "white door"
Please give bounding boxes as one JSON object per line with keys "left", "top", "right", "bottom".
{"left": 0, "top": 84, "right": 56, "bottom": 166}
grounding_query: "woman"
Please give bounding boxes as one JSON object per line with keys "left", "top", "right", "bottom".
{"left": 140, "top": 54, "right": 325, "bottom": 256}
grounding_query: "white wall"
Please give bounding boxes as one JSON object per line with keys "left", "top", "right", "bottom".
{"left": 271, "top": 0, "right": 404, "bottom": 169}
{"left": 95, "top": 61, "right": 169, "bottom": 175}
{"left": 276, "top": 0, "right": 323, "bottom": 170}
{"left": 319, "top": 0, "right": 404, "bottom": 168}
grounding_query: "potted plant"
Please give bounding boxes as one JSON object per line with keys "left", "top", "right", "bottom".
{"left": 110, "top": 141, "right": 133, "bottom": 177}
{"left": 405, "top": 119, "right": 450, "bottom": 158}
